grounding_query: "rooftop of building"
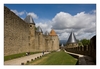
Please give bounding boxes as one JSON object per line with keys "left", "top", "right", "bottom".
{"left": 45, "top": 31, "right": 49, "bottom": 35}
{"left": 49, "top": 29, "right": 57, "bottom": 36}
{"left": 67, "top": 32, "right": 77, "bottom": 44}
{"left": 24, "top": 15, "right": 35, "bottom": 25}
{"left": 36, "top": 26, "right": 43, "bottom": 33}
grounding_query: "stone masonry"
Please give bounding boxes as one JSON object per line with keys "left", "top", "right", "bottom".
{"left": 4, "top": 6, "right": 59, "bottom": 56}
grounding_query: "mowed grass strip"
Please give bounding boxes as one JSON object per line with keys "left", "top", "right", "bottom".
{"left": 27, "top": 51, "right": 78, "bottom": 65}
{"left": 4, "top": 52, "right": 40, "bottom": 61}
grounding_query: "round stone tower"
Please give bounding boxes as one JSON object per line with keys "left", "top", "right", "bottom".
{"left": 49, "top": 29, "right": 59, "bottom": 51}
{"left": 66, "top": 32, "right": 78, "bottom": 48}
{"left": 24, "top": 15, "right": 36, "bottom": 52}
{"left": 36, "top": 26, "right": 44, "bottom": 51}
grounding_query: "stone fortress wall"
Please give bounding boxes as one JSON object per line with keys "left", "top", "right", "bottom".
{"left": 65, "top": 35, "right": 96, "bottom": 63}
{"left": 64, "top": 31, "right": 96, "bottom": 63}
{"left": 4, "top": 6, "right": 30, "bottom": 56}
{"left": 4, "top": 6, "right": 59, "bottom": 56}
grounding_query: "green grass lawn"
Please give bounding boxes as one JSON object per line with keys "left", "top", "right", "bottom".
{"left": 26, "top": 50, "right": 78, "bottom": 65}
{"left": 4, "top": 52, "right": 40, "bottom": 61}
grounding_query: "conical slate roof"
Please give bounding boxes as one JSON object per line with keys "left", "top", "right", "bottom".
{"left": 49, "top": 29, "right": 57, "bottom": 36}
{"left": 67, "top": 32, "right": 77, "bottom": 43}
{"left": 36, "top": 26, "right": 43, "bottom": 33}
{"left": 61, "top": 44, "right": 64, "bottom": 47}
{"left": 24, "top": 15, "right": 35, "bottom": 24}
{"left": 45, "top": 31, "right": 49, "bottom": 35}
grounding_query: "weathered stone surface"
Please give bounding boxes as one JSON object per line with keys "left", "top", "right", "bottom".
{"left": 4, "top": 6, "right": 30, "bottom": 56}
{"left": 4, "top": 6, "right": 59, "bottom": 56}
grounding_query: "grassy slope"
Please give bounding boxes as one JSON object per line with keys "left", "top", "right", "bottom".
{"left": 27, "top": 51, "right": 78, "bottom": 65}
{"left": 4, "top": 52, "right": 40, "bottom": 61}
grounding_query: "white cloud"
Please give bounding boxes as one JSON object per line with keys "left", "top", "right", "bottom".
{"left": 21, "top": 17, "right": 24, "bottom": 20}
{"left": 11, "top": 9, "right": 95, "bottom": 40}
{"left": 52, "top": 11, "right": 96, "bottom": 30}
{"left": 27, "top": 12, "right": 38, "bottom": 19}
{"left": 52, "top": 12, "right": 74, "bottom": 29}
{"left": 11, "top": 9, "right": 96, "bottom": 40}
{"left": 11, "top": 9, "right": 38, "bottom": 20}
{"left": 50, "top": 11, "right": 96, "bottom": 40}
{"left": 76, "top": 32, "right": 95, "bottom": 40}
{"left": 58, "top": 32, "right": 69, "bottom": 40}
{"left": 11, "top": 9, "right": 25, "bottom": 16}
{"left": 36, "top": 22, "right": 52, "bottom": 34}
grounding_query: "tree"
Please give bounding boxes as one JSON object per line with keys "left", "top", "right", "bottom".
{"left": 80, "top": 39, "right": 90, "bottom": 46}
{"left": 78, "top": 41, "right": 83, "bottom": 46}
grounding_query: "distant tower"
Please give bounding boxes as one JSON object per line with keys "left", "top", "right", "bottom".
{"left": 44, "top": 31, "right": 49, "bottom": 51}
{"left": 24, "top": 15, "right": 36, "bottom": 52}
{"left": 24, "top": 15, "right": 35, "bottom": 24}
{"left": 36, "top": 26, "right": 43, "bottom": 33}
{"left": 49, "top": 29, "right": 57, "bottom": 36}
{"left": 61, "top": 43, "right": 64, "bottom": 50}
{"left": 49, "top": 29, "right": 59, "bottom": 51}
{"left": 36, "top": 26, "right": 44, "bottom": 51}
{"left": 66, "top": 32, "right": 78, "bottom": 48}
{"left": 61, "top": 43, "right": 64, "bottom": 47}
{"left": 45, "top": 31, "right": 49, "bottom": 36}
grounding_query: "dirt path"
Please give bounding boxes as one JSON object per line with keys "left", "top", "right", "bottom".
{"left": 4, "top": 52, "right": 50, "bottom": 65}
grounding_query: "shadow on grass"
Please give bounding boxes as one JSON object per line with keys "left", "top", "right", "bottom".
{"left": 26, "top": 51, "right": 78, "bottom": 65}
{"left": 67, "top": 54, "right": 79, "bottom": 65}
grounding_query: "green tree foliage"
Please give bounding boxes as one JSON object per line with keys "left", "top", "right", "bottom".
{"left": 80, "top": 39, "right": 90, "bottom": 46}
{"left": 35, "top": 27, "right": 37, "bottom": 30}
{"left": 78, "top": 41, "right": 83, "bottom": 46}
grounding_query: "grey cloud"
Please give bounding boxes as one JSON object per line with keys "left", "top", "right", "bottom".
{"left": 52, "top": 11, "right": 96, "bottom": 31}
{"left": 36, "top": 10, "right": 96, "bottom": 40}
{"left": 52, "top": 11, "right": 95, "bottom": 40}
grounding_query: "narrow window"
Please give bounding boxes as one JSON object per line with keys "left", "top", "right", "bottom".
{"left": 30, "top": 25, "right": 32, "bottom": 27}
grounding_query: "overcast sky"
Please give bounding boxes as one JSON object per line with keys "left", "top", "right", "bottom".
{"left": 4, "top": 4, "right": 96, "bottom": 40}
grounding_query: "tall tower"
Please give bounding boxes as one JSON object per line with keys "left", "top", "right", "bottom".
{"left": 49, "top": 29, "right": 59, "bottom": 51}
{"left": 24, "top": 15, "right": 36, "bottom": 52}
{"left": 36, "top": 26, "right": 44, "bottom": 51}
{"left": 66, "top": 32, "right": 78, "bottom": 48}
{"left": 44, "top": 31, "right": 49, "bottom": 51}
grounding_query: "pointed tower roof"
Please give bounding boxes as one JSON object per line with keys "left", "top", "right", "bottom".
{"left": 45, "top": 31, "right": 49, "bottom": 35}
{"left": 36, "top": 26, "right": 43, "bottom": 33}
{"left": 49, "top": 29, "right": 57, "bottom": 36}
{"left": 24, "top": 15, "right": 35, "bottom": 25}
{"left": 61, "top": 44, "right": 64, "bottom": 47}
{"left": 67, "top": 32, "right": 77, "bottom": 43}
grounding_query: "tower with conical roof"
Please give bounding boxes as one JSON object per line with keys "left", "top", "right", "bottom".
{"left": 49, "top": 29, "right": 57, "bottom": 36}
{"left": 24, "top": 15, "right": 36, "bottom": 52}
{"left": 66, "top": 32, "right": 78, "bottom": 48}
{"left": 35, "top": 26, "right": 45, "bottom": 51}
{"left": 61, "top": 43, "right": 64, "bottom": 47}
{"left": 49, "top": 29, "right": 59, "bottom": 51}
{"left": 24, "top": 15, "right": 35, "bottom": 25}
{"left": 43, "top": 31, "right": 50, "bottom": 51}
{"left": 36, "top": 26, "right": 43, "bottom": 33}
{"left": 45, "top": 31, "right": 49, "bottom": 36}
{"left": 60, "top": 43, "right": 64, "bottom": 50}
{"left": 4, "top": 6, "right": 60, "bottom": 56}
{"left": 67, "top": 32, "right": 77, "bottom": 43}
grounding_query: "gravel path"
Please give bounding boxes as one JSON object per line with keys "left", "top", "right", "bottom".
{"left": 4, "top": 52, "right": 50, "bottom": 65}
